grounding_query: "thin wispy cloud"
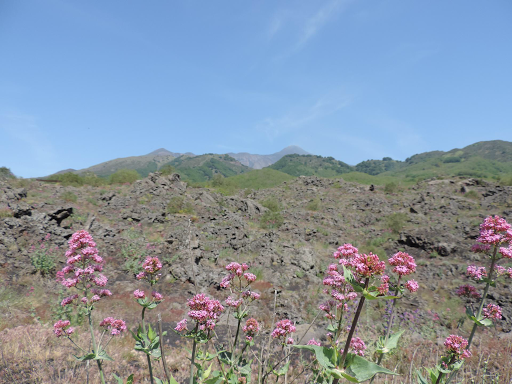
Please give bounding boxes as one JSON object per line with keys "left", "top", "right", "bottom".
{"left": 256, "top": 94, "right": 351, "bottom": 142}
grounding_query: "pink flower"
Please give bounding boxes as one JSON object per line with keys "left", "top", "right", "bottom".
{"left": 483, "top": 303, "right": 502, "bottom": 320}
{"left": 477, "top": 216, "right": 511, "bottom": 245}
{"left": 444, "top": 335, "right": 471, "bottom": 360}
{"left": 286, "top": 337, "right": 294, "bottom": 345}
{"left": 381, "top": 275, "right": 390, "bottom": 283}
{"left": 341, "top": 337, "right": 366, "bottom": 356}
{"left": 226, "top": 296, "right": 243, "bottom": 308}
{"left": 271, "top": 319, "right": 296, "bottom": 339}
{"left": 91, "top": 295, "right": 101, "bottom": 303}
{"left": 241, "top": 290, "right": 260, "bottom": 300}
{"left": 499, "top": 246, "right": 512, "bottom": 259}
{"left": 99, "top": 317, "right": 127, "bottom": 335}
{"left": 334, "top": 243, "right": 359, "bottom": 260}
{"left": 243, "top": 318, "right": 260, "bottom": 341}
{"left": 54, "top": 320, "right": 71, "bottom": 337}
{"left": 467, "top": 265, "right": 487, "bottom": 280}
{"left": 61, "top": 294, "right": 78, "bottom": 306}
{"left": 134, "top": 289, "right": 145, "bottom": 299}
{"left": 353, "top": 252, "right": 386, "bottom": 278}
{"left": 175, "top": 319, "right": 188, "bottom": 332}
{"left": 142, "top": 257, "right": 162, "bottom": 274}
{"left": 405, "top": 280, "right": 419, "bottom": 293}
{"left": 152, "top": 291, "right": 163, "bottom": 301}
{"left": 388, "top": 252, "right": 416, "bottom": 276}
{"left": 471, "top": 244, "right": 491, "bottom": 253}
{"left": 456, "top": 285, "right": 481, "bottom": 298}
{"left": 186, "top": 293, "right": 224, "bottom": 330}
{"left": 243, "top": 272, "right": 256, "bottom": 282}
{"left": 307, "top": 338, "right": 321, "bottom": 346}
{"left": 378, "top": 282, "right": 389, "bottom": 295}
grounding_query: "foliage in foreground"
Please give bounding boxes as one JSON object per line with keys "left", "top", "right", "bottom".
{"left": 49, "top": 215, "right": 512, "bottom": 383}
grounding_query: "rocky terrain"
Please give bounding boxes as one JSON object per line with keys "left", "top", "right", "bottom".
{"left": 1, "top": 172, "right": 511, "bottom": 381}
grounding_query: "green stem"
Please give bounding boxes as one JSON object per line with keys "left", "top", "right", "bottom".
{"left": 189, "top": 324, "right": 199, "bottom": 384}
{"left": 339, "top": 278, "right": 369, "bottom": 368}
{"left": 147, "top": 354, "right": 155, "bottom": 384}
{"left": 88, "top": 310, "right": 106, "bottom": 384}
{"left": 232, "top": 316, "right": 242, "bottom": 357}
{"left": 467, "top": 245, "right": 499, "bottom": 349}
{"left": 142, "top": 306, "right": 147, "bottom": 333}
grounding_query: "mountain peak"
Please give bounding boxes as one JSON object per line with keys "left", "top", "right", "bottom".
{"left": 147, "top": 148, "right": 173, "bottom": 156}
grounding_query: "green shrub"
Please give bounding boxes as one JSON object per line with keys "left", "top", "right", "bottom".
{"left": 429, "top": 251, "right": 439, "bottom": 259}
{"left": 159, "top": 164, "right": 176, "bottom": 176}
{"left": 464, "top": 190, "right": 480, "bottom": 200}
{"left": 261, "top": 197, "right": 281, "bottom": 212}
{"left": 384, "top": 182, "right": 398, "bottom": 194}
{"left": 306, "top": 198, "right": 321, "bottom": 211}
{"left": 86, "top": 197, "right": 98, "bottom": 206}
{"left": 29, "top": 239, "right": 57, "bottom": 276}
{"left": 54, "top": 172, "right": 84, "bottom": 187}
{"left": 61, "top": 191, "right": 78, "bottom": 202}
{"left": 109, "top": 169, "right": 140, "bottom": 184}
{"left": 167, "top": 196, "right": 194, "bottom": 214}
{"left": 259, "top": 211, "right": 284, "bottom": 229}
{"left": 385, "top": 212, "right": 408, "bottom": 234}
{"left": 0, "top": 207, "right": 13, "bottom": 218}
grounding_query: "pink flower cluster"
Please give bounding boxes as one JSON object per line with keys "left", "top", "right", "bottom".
{"left": 477, "top": 215, "right": 512, "bottom": 245}
{"left": 333, "top": 243, "right": 359, "bottom": 261}
{"left": 54, "top": 320, "right": 74, "bottom": 337}
{"left": 354, "top": 252, "right": 386, "bottom": 278}
{"left": 136, "top": 256, "right": 162, "bottom": 281}
{"left": 341, "top": 336, "right": 367, "bottom": 357}
{"left": 467, "top": 265, "right": 487, "bottom": 280}
{"left": 180, "top": 293, "right": 225, "bottom": 331}
{"left": 99, "top": 317, "right": 127, "bottom": 335}
{"left": 405, "top": 280, "right": 419, "bottom": 293}
{"left": 388, "top": 252, "right": 417, "bottom": 276}
{"left": 220, "top": 262, "right": 255, "bottom": 288}
{"left": 271, "top": 319, "right": 296, "bottom": 340}
{"left": 320, "top": 263, "right": 357, "bottom": 319}
{"left": 133, "top": 289, "right": 163, "bottom": 301}
{"left": 444, "top": 335, "right": 471, "bottom": 360}
{"left": 56, "top": 231, "right": 108, "bottom": 291}
{"left": 456, "top": 285, "right": 481, "bottom": 299}
{"left": 307, "top": 338, "right": 321, "bottom": 346}
{"left": 175, "top": 319, "right": 188, "bottom": 332}
{"left": 483, "top": 303, "right": 502, "bottom": 320}
{"left": 242, "top": 318, "right": 260, "bottom": 341}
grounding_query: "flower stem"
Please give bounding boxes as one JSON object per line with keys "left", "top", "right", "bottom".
{"left": 467, "top": 245, "right": 498, "bottom": 349}
{"left": 340, "top": 278, "right": 370, "bottom": 368}
{"left": 88, "top": 310, "right": 106, "bottom": 384}
{"left": 147, "top": 354, "right": 155, "bottom": 384}
{"left": 189, "top": 324, "right": 199, "bottom": 384}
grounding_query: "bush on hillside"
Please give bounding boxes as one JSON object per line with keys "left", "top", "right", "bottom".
{"left": 108, "top": 169, "right": 140, "bottom": 184}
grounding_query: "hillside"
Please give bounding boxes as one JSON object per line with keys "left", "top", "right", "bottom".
{"left": 229, "top": 145, "right": 310, "bottom": 169}
{"left": 0, "top": 167, "right": 15, "bottom": 180}
{"left": 167, "top": 154, "right": 251, "bottom": 183}
{"left": 269, "top": 154, "right": 353, "bottom": 177}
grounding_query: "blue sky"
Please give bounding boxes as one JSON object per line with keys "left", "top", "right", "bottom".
{"left": 1, "top": 0, "right": 511, "bottom": 177}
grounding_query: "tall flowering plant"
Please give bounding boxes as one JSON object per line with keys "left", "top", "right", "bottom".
{"left": 54, "top": 230, "right": 125, "bottom": 384}
{"left": 420, "top": 215, "right": 512, "bottom": 384}
{"left": 174, "top": 261, "right": 262, "bottom": 384}
{"left": 295, "top": 244, "right": 408, "bottom": 383}
{"left": 130, "top": 256, "right": 168, "bottom": 384}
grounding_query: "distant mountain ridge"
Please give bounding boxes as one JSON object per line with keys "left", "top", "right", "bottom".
{"left": 228, "top": 145, "right": 310, "bottom": 169}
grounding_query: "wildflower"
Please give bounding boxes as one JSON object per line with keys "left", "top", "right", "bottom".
{"left": 388, "top": 252, "right": 416, "bottom": 276}
{"left": 307, "top": 338, "right": 321, "bottom": 346}
{"left": 175, "top": 319, "right": 188, "bottom": 332}
{"left": 243, "top": 318, "right": 260, "bottom": 341}
{"left": 471, "top": 244, "right": 491, "bottom": 253}
{"left": 226, "top": 296, "right": 243, "bottom": 308}
{"left": 456, "top": 285, "right": 481, "bottom": 298}
{"left": 286, "top": 337, "right": 294, "bottom": 345}
{"left": 341, "top": 337, "right": 366, "bottom": 356}
{"left": 61, "top": 294, "right": 78, "bottom": 306}
{"left": 271, "top": 319, "right": 296, "bottom": 339}
{"left": 353, "top": 252, "right": 386, "bottom": 278}
{"left": 477, "top": 216, "right": 511, "bottom": 245}
{"left": 99, "top": 317, "right": 127, "bottom": 335}
{"left": 151, "top": 291, "right": 163, "bottom": 301}
{"left": 378, "top": 282, "right": 389, "bottom": 295}
{"left": 444, "top": 335, "right": 471, "bottom": 360}
{"left": 186, "top": 293, "right": 224, "bottom": 330}
{"left": 241, "top": 290, "right": 260, "bottom": 300}
{"left": 405, "top": 280, "right": 419, "bottom": 293}
{"left": 499, "top": 246, "right": 512, "bottom": 259}
{"left": 54, "top": 319, "right": 72, "bottom": 337}
{"left": 334, "top": 243, "right": 359, "bottom": 265}
{"left": 467, "top": 265, "right": 487, "bottom": 280}
{"left": 134, "top": 289, "right": 145, "bottom": 299}
{"left": 483, "top": 303, "right": 502, "bottom": 320}
{"left": 142, "top": 257, "right": 162, "bottom": 274}
{"left": 243, "top": 272, "right": 256, "bottom": 282}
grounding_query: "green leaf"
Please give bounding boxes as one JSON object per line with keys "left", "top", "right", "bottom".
{"left": 95, "top": 350, "right": 114, "bottom": 361}
{"left": 273, "top": 361, "right": 290, "bottom": 376}
{"left": 203, "top": 362, "right": 213, "bottom": 380}
{"left": 415, "top": 370, "right": 429, "bottom": 384}
{"left": 329, "top": 368, "right": 358, "bottom": 382}
{"left": 148, "top": 324, "right": 157, "bottom": 341}
{"left": 204, "top": 371, "right": 223, "bottom": 384}
{"left": 74, "top": 352, "right": 95, "bottom": 362}
{"left": 147, "top": 302, "right": 158, "bottom": 309}
{"left": 382, "top": 330, "right": 406, "bottom": 353}
{"left": 112, "top": 373, "right": 123, "bottom": 384}
{"left": 343, "top": 266, "right": 364, "bottom": 292}
{"left": 219, "top": 351, "right": 233, "bottom": 365}
{"left": 345, "top": 354, "right": 400, "bottom": 382}
{"left": 294, "top": 345, "right": 336, "bottom": 369}
{"left": 126, "top": 374, "right": 134, "bottom": 384}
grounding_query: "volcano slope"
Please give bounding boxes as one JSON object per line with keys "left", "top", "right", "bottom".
{"left": 1, "top": 172, "right": 511, "bottom": 382}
